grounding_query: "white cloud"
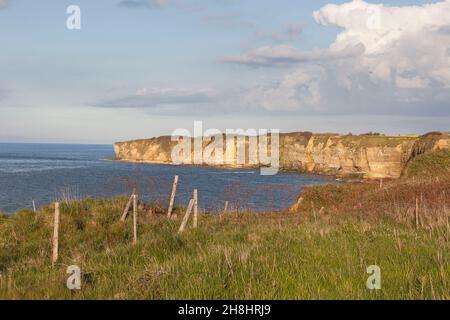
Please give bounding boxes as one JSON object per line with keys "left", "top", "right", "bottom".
{"left": 241, "top": 67, "right": 325, "bottom": 111}
{"left": 313, "top": 0, "right": 450, "bottom": 87}
{"left": 135, "top": 88, "right": 148, "bottom": 96}
{"left": 117, "top": 0, "right": 170, "bottom": 9}
{"left": 202, "top": 14, "right": 254, "bottom": 29}
{"left": 96, "top": 87, "right": 216, "bottom": 109}
{"left": 256, "top": 23, "right": 303, "bottom": 43}
{"left": 223, "top": 0, "right": 450, "bottom": 114}
{"left": 223, "top": 43, "right": 364, "bottom": 67}
{"left": 395, "top": 75, "right": 430, "bottom": 89}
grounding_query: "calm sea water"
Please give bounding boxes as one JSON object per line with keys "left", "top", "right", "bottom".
{"left": 0, "top": 143, "right": 334, "bottom": 214}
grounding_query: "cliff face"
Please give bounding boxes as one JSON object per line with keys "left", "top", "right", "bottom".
{"left": 114, "top": 132, "right": 449, "bottom": 179}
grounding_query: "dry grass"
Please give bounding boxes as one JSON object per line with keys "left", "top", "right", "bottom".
{"left": 292, "top": 177, "right": 449, "bottom": 228}
{"left": 292, "top": 150, "right": 450, "bottom": 229}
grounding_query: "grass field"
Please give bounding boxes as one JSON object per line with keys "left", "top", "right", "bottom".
{"left": 0, "top": 152, "right": 448, "bottom": 300}
{"left": 0, "top": 199, "right": 448, "bottom": 299}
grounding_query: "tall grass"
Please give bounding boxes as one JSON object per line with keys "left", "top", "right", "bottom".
{"left": 404, "top": 150, "right": 450, "bottom": 178}
{"left": 0, "top": 196, "right": 448, "bottom": 300}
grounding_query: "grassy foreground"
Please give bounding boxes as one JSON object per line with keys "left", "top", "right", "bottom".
{"left": 0, "top": 151, "right": 448, "bottom": 300}
{"left": 0, "top": 199, "right": 448, "bottom": 299}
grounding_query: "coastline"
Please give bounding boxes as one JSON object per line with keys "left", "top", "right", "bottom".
{"left": 113, "top": 132, "right": 450, "bottom": 180}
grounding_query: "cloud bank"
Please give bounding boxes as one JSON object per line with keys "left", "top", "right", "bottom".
{"left": 95, "top": 87, "right": 215, "bottom": 110}
{"left": 117, "top": 0, "right": 170, "bottom": 9}
{"left": 224, "top": 0, "right": 450, "bottom": 115}
{"left": 223, "top": 43, "right": 365, "bottom": 67}
{"left": 256, "top": 23, "right": 303, "bottom": 43}
{"left": 312, "top": 0, "right": 450, "bottom": 88}
{"left": 103, "top": 1, "right": 450, "bottom": 118}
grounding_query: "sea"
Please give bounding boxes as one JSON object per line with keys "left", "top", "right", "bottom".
{"left": 0, "top": 143, "right": 335, "bottom": 214}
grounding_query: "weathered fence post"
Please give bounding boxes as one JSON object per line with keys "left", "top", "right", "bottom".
{"left": 133, "top": 194, "right": 138, "bottom": 245}
{"left": 178, "top": 199, "right": 194, "bottom": 234}
{"left": 312, "top": 202, "right": 317, "bottom": 222}
{"left": 52, "top": 202, "right": 60, "bottom": 266}
{"left": 379, "top": 179, "right": 383, "bottom": 189}
{"left": 121, "top": 188, "right": 136, "bottom": 221}
{"left": 223, "top": 201, "right": 229, "bottom": 215}
{"left": 415, "top": 196, "right": 419, "bottom": 229}
{"left": 319, "top": 207, "right": 325, "bottom": 216}
{"left": 420, "top": 193, "right": 424, "bottom": 227}
{"left": 193, "top": 189, "right": 198, "bottom": 228}
{"left": 32, "top": 200, "right": 36, "bottom": 213}
{"left": 443, "top": 190, "right": 447, "bottom": 216}
{"left": 7, "top": 270, "right": 12, "bottom": 295}
{"left": 167, "top": 175, "right": 179, "bottom": 218}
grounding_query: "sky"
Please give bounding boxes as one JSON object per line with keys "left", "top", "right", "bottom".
{"left": 0, "top": 0, "right": 449, "bottom": 144}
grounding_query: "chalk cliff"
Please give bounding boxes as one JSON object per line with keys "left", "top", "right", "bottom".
{"left": 114, "top": 132, "right": 449, "bottom": 179}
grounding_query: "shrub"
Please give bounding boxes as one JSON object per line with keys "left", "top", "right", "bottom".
{"left": 405, "top": 150, "right": 450, "bottom": 178}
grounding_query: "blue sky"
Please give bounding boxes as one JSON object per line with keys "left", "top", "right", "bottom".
{"left": 0, "top": 0, "right": 449, "bottom": 143}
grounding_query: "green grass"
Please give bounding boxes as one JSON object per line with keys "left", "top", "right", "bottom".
{"left": 405, "top": 150, "right": 450, "bottom": 178}
{"left": 0, "top": 197, "right": 448, "bottom": 300}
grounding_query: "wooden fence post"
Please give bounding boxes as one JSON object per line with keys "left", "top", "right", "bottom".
{"left": 319, "top": 207, "right": 325, "bottom": 215}
{"left": 443, "top": 190, "right": 447, "bottom": 216}
{"left": 415, "top": 196, "right": 419, "bottom": 229}
{"left": 312, "top": 202, "right": 317, "bottom": 222}
{"left": 52, "top": 202, "right": 60, "bottom": 266}
{"left": 178, "top": 199, "right": 194, "bottom": 234}
{"left": 167, "top": 176, "right": 179, "bottom": 218}
{"left": 133, "top": 194, "right": 138, "bottom": 245}
{"left": 193, "top": 189, "right": 198, "bottom": 228}
{"left": 7, "top": 270, "right": 12, "bottom": 295}
{"left": 420, "top": 193, "right": 424, "bottom": 227}
{"left": 121, "top": 188, "right": 136, "bottom": 221}
{"left": 223, "top": 201, "right": 229, "bottom": 215}
{"left": 32, "top": 200, "right": 36, "bottom": 213}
